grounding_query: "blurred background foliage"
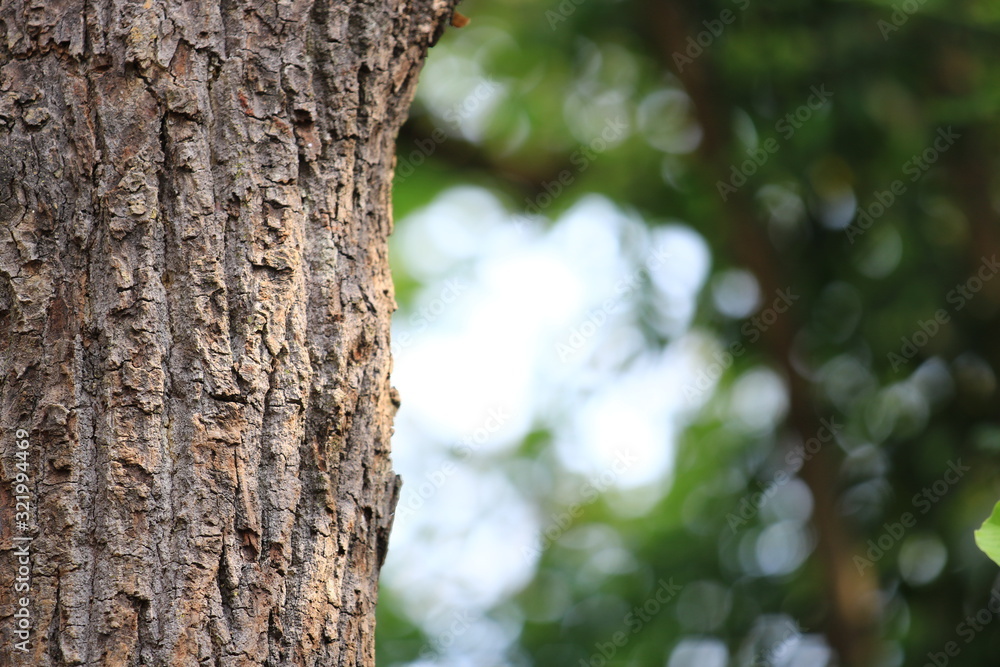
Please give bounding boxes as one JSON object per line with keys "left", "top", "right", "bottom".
{"left": 376, "top": 0, "right": 1000, "bottom": 665}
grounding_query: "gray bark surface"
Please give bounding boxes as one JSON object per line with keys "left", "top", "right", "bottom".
{"left": 0, "top": 0, "right": 453, "bottom": 664}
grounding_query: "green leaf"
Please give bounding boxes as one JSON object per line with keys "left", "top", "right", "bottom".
{"left": 974, "top": 500, "right": 1000, "bottom": 567}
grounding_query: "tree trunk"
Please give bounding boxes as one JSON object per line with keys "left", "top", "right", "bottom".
{"left": 0, "top": 0, "right": 452, "bottom": 664}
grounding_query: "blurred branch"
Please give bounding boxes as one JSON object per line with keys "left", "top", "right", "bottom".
{"left": 398, "top": 120, "right": 554, "bottom": 194}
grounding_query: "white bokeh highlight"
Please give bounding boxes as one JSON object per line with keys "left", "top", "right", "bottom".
{"left": 383, "top": 187, "right": 716, "bottom": 666}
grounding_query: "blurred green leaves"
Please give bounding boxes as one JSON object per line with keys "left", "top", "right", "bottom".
{"left": 379, "top": 0, "right": 1000, "bottom": 665}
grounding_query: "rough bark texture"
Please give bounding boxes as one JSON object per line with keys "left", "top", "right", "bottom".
{"left": 0, "top": 0, "right": 453, "bottom": 664}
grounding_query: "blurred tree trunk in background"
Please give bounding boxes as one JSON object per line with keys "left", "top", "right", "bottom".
{"left": 648, "top": 4, "right": 880, "bottom": 664}
{"left": 0, "top": 0, "right": 450, "bottom": 663}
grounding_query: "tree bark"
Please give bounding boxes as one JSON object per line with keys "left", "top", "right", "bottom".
{"left": 0, "top": 0, "right": 453, "bottom": 664}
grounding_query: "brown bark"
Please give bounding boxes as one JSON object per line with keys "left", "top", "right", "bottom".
{"left": 0, "top": 0, "right": 453, "bottom": 664}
